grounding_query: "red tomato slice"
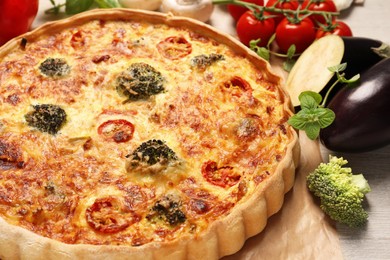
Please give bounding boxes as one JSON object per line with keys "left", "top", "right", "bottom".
{"left": 97, "top": 119, "right": 135, "bottom": 143}
{"left": 70, "top": 30, "right": 85, "bottom": 49}
{"left": 157, "top": 36, "right": 192, "bottom": 60}
{"left": 227, "top": 0, "right": 264, "bottom": 22}
{"left": 221, "top": 76, "right": 253, "bottom": 98}
{"left": 85, "top": 197, "right": 131, "bottom": 233}
{"left": 201, "top": 161, "right": 241, "bottom": 188}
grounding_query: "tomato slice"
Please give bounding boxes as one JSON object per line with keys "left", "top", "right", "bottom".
{"left": 97, "top": 119, "right": 134, "bottom": 143}
{"left": 201, "top": 161, "right": 241, "bottom": 188}
{"left": 157, "top": 36, "right": 192, "bottom": 60}
{"left": 85, "top": 197, "right": 131, "bottom": 233}
{"left": 221, "top": 76, "right": 252, "bottom": 97}
{"left": 70, "top": 30, "right": 85, "bottom": 49}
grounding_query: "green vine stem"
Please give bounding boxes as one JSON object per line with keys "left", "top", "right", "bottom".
{"left": 212, "top": 0, "right": 340, "bottom": 17}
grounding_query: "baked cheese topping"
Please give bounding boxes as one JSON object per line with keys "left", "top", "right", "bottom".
{"left": 0, "top": 19, "right": 294, "bottom": 246}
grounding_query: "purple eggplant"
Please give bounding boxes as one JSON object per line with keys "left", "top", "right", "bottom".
{"left": 320, "top": 58, "right": 390, "bottom": 153}
{"left": 320, "top": 37, "right": 389, "bottom": 104}
{"left": 341, "top": 36, "right": 386, "bottom": 79}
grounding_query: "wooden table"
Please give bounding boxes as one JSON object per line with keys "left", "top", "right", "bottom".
{"left": 33, "top": 1, "right": 390, "bottom": 259}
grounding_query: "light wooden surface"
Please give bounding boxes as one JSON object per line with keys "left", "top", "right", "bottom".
{"left": 32, "top": 1, "right": 390, "bottom": 259}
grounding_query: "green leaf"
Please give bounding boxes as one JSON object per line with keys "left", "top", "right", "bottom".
{"left": 283, "top": 58, "right": 296, "bottom": 72}
{"left": 249, "top": 39, "right": 270, "bottom": 61}
{"left": 305, "top": 122, "right": 321, "bottom": 140}
{"left": 249, "top": 39, "right": 261, "bottom": 49}
{"left": 317, "top": 108, "right": 335, "bottom": 128}
{"left": 340, "top": 73, "right": 360, "bottom": 84}
{"left": 299, "top": 91, "right": 322, "bottom": 110}
{"left": 267, "top": 33, "right": 276, "bottom": 48}
{"left": 66, "top": 0, "right": 94, "bottom": 14}
{"left": 288, "top": 114, "right": 307, "bottom": 130}
{"left": 328, "top": 62, "right": 347, "bottom": 73}
{"left": 94, "top": 0, "right": 121, "bottom": 8}
{"left": 257, "top": 47, "right": 270, "bottom": 61}
{"left": 287, "top": 44, "right": 296, "bottom": 59}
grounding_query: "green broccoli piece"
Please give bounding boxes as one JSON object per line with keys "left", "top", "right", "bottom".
{"left": 307, "top": 155, "right": 371, "bottom": 228}
{"left": 116, "top": 62, "right": 164, "bottom": 101}
{"left": 25, "top": 104, "right": 67, "bottom": 134}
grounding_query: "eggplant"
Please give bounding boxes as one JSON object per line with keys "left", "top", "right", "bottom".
{"left": 340, "top": 36, "right": 387, "bottom": 79}
{"left": 286, "top": 35, "right": 389, "bottom": 107}
{"left": 320, "top": 58, "right": 390, "bottom": 153}
{"left": 319, "top": 37, "right": 389, "bottom": 104}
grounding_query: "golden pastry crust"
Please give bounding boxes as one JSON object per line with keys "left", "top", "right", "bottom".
{"left": 0, "top": 9, "right": 299, "bottom": 259}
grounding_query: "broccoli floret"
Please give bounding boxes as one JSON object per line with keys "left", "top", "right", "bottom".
{"left": 127, "top": 139, "right": 178, "bottom": 167}
{"left": 190, "top": 53, "right": 224, "bottom": 70}
{"left": 116, "top": 62, "right": 164, "bottom": 101}
{"left": 307, "top": 155, "right": 371, "bottom": 227}
{"left": 146, "top": 194, "right": 186, "bottom": 226}
{"left": 25, "top": 104, "right": 67, "bottom": 134}
{"left": 39, "top": 58, "right": 70, "bottom": 77}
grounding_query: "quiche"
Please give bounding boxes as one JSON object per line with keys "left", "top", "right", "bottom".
{"left": 0, "top": 9, "right": 299, "bottom": 259}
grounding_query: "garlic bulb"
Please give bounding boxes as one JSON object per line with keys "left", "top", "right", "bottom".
{"left": 161, "top": 0, "right": 214, "bottom": 22}
{"left": 333, "top": 0, "right": 354, "bottom": 11}
{"left": 118, "top": 0, "right": 162, "bottom": 11}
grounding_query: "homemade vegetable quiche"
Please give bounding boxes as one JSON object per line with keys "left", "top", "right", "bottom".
{"left": 0, "top": 9, "right": 299, "bottom": 260}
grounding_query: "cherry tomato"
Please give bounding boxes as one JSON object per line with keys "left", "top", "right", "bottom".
{"left": 236, "top": 10, "right": 275, "bottom": 47}
{"left": 227, "top": 0, "right": 264, "bottom": 22}
{"left": 97, "top": 119, "right": 135, "bottom": 143}
{"left": 275, "top": 17, "right": 316, "bottom": 54}
{"left": 265, "top": 0, "right": 300, "bottom": 25}
{"left": 315, "top": 20, "right": 353, "bottom": 38}
{"left": 301, "top": 0, "right": 337, "bottom": 26}
{"left": 201, "top": 161, "right": 241, "bottom": 188}
{"left": 0, "top": 0, "right": 39, "bottom": 46}
{"left": 157, "top": 36, "right": 192, "bottom": 60}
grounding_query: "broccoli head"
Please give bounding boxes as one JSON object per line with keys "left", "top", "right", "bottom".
{"left": 126, "top": 139, "right": 179, "bottom": 173}
{"left": 146, "top": 194, "right": 186, "bottom": 226}
{"left": 116, "top": 62, "right": 164, "bottom": 101}
{"left": 25, "top": 104, "right": 67, "bottom": 134}
{"left": 39, "top": 58, "right": 71, "bottom": 77}
{"left": 307, "top": 155, "right": 371, "bottom": 227}
{"left": 190, "top": 53, "right": 224, "bottom": 70}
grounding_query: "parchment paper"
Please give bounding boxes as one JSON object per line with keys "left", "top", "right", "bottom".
{"left": 224, "top": 133, "right": 344, "bottom": 259}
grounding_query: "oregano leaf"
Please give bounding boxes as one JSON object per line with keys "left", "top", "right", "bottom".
{"left": 317, "top": 108, "right": 335, "bottom": 128}
{"left": 305, "top": 122, "right": 321, "bottom": 140}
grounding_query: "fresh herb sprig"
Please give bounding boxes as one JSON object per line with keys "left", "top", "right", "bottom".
{"left": 250, "top": 34, "right": 296, "bottom": 72}
{"left": 46, "top": 0, "right": 121, "bottom": 15}
{"left": 288, "top": 63, "right": 360, "bottom": 140}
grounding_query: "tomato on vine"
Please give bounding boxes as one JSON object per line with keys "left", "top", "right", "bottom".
{"left": 265, "top": 0, "right": 299, "bottom": 25}
{"left": 301, "top": 0, "right": 337, "bottom": 25}
{"left": 227, "top": 0, "right": 264, "bottom": 22}
{"left": 236, "top": 10, "right": 275, "bottom": 47}
{"left": 316, "top": 20, "right": 353, "bottom": 38}
{"left": 275, "top": 16, "right": 316, "bottom": 54}
{"left": 0, "top": 0, "right": 39, "bottom": 46}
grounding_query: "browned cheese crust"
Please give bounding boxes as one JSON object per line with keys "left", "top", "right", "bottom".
{"left": 0, "top": 9, "right": 299, "bottom": 260}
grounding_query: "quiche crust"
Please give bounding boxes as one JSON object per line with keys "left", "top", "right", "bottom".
{"left": 0, "top": 9, "right": 299, "bottom": 259}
